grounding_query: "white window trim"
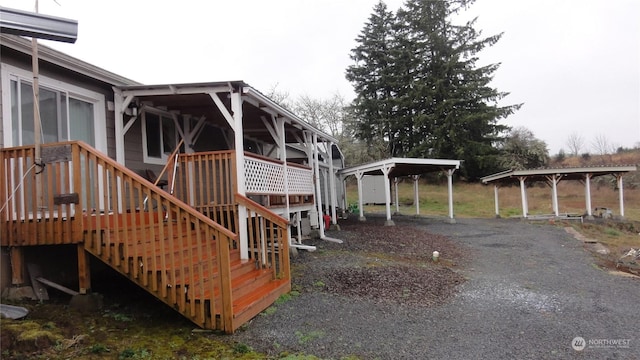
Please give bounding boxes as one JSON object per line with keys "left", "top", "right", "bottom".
{"left": 141, "top": 109, "right": 175, "bottom": 165}
{"left": 1, "top": 63, "right": 107, "bottom": 153}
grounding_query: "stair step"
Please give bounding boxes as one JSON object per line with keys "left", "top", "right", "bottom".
{"left": 231, "top": 279, "right": 291, "bottom": 328}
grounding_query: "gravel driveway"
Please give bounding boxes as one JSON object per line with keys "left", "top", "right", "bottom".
{"left": 230, "top": 215, "right": 639, "bottom": 359}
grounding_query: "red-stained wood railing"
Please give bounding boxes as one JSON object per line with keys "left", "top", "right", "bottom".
{"left": 1, "top": 141, "right": 237, "bottom": 332}
{"left": 235, "top": 194, "right": 290, "bottom": 282}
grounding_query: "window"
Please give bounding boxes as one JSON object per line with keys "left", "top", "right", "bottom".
{"left": 142, "top": 111, "right": 176, "bottom": 164}
{"left": 1, "top": 63, "right": 106, "bottom": 152}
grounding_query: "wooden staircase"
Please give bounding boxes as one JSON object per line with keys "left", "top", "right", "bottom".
{"left": 83, "top": 213, "right": 290, "bottom": 332}
{"left": 1, "top": 141, "right": 291, "bottom": 333}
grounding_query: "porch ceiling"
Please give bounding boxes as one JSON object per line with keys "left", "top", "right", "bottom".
{"left": 116, "top": 81, "right": 338, "bottom": 145}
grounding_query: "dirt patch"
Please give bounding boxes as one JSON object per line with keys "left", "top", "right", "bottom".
{"left": 292, "top": 216, "right": 468, "bottom": 307}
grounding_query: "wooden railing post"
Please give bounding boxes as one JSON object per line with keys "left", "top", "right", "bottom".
{"left": 216, "top": 231, "right": 234, "bottom": 332}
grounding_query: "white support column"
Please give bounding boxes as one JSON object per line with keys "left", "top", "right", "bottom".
{"left": 276, "top": 117, "right": 292, "bottom": 245}
{"left": 518, "top": 176, "right": 528, "bottom": 218}
{"left": 413, "top": 175, "right": 420, "bottom": 216}
{"left": 323, "top": 167, "right": 330, "bottom": 217}
{"left": 394, "top": 177, "right": 400, "bottom": 214}
{"left": 231, "top": 90, "right": 249, "bottom": 259}
{"left": 446, "top": 169, "right": 456, "bottom": 223}
{"left": 183, "top": 115, "right": 196, "bottom": 206}
{"left": 313, "top": 133, "right": 326, "bottom": 238}
{"left": 381, "top": 165, "right": 395, "bottom": 226}
{"left": 551, "top": 175, "right": 559, "bottom": 217}
{"left": 328, "top": 142, "right": 338, "bottom": 226}
{"left": 584, "top": 173, "right": 593, "bottom": 219}
{"left": 113, "top": 90, "right": 126, "bottom": 165}
{"left": 493, "top": 185, "right": 500, "bottom": 218}
{"left": 356, "top": 171, "right": 365, "bottom": 222}
{"left": 616, "top": 174, "right": 625, "bottom": 218}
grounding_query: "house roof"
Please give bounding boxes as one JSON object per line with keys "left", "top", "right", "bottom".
{"left": 115, "top": 82, "right": 340, "bottom": 145}
{"left": 0, "top": 34, "right": 140, "bottom": 86}
{"left": 481, "top": 165, "right": 638, "bottom": 184}
{"left": 338, "top": 157, "right": 461, "bottom": 178}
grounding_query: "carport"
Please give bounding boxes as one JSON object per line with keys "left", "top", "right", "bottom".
{"left": 338, "top": 158, "right": 461, "bottom": 226}
{"left": 481, "top": 165, "right": 637, "bottom": 219}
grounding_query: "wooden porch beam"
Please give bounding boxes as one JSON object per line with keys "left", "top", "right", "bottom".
{"left": 209, "top": 92, "right": 235, "bottom": 130}
{"left": 121, "top": 85, "right": 229, "bottom": 98}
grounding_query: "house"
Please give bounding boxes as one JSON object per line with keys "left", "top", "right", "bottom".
{"left": 0, "top": 33, "right": 344, "bottom": 333}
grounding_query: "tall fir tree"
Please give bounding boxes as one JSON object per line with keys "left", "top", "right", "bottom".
{"left": 347, "top": 0, "right": 521, "bottom": 179}
{"left": 345, "top": 1, "right": 399, "bottom": 157}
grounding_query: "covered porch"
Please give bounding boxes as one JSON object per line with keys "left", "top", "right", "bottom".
{"left": 112, "top": 81, "right": 344, "bottom": 254}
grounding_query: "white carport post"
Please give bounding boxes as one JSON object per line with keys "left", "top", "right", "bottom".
{"left": 446, "top": 169, "right": 456, "bottom": 223}
{"left": 355, "top": 171, "right": 365, "bottom": 222}
{"left": 381, "top": 164, "right": 394, "bottom": 226}
{"left": 546, "top": 174, "right": 560, "bottom": 217}
{"left": 616, "top": 174, "right": 625, "bottom": 218}
{"left": 394, "top": 177, "right": 400, "bottom": 214}
{"left": 412, "top": 175, "right": 420, "bottom": 215}
{"left": 584, "top": 173, "right": 594, "bottom": 219}
{"left": 493, "top": 185, "right": 500, "bottom": 218}
{"left": 232, "top": 90, "right": 249, "bottom": 259}
{"left": 518, "top": 176, "right": 528, "bottom": 218}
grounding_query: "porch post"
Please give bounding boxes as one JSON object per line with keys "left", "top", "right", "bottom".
{"left": 277, "top": 117, "right": 292, "bottom": 244}
{"left": 313, "top": 133, "right": 326, "bottom": 238}
{"left": 322, "top": 167, "right": 330, "bottom": 219}
{"left": 356, "top": 171, "right": 365, "bottom": 222}
{"left": 446, "top": 169, "right": 456, "bottom": 223}
{"left": 113, "top": 90, "right": 126, "bottom": 165}
{"left": 232, "top": 90, "right": 249, "bottom": 259}
{"left": 328, "top": 142, "right": 338, "bottom": 226}
{"left": 616, "top": 174, "right": 625, "bottom": 218}
{"left": 584, "top": 173, "right": 593, "bottom": 219}
{"left": 381, "top": 164, "right": 394, "bottom": 226}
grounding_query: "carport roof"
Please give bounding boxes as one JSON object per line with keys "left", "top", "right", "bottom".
{"left": 338, "top": 157, "right": 461, "bottom": 178}
{"left": 481, "top": 165, "right": 638, "bottom": 184}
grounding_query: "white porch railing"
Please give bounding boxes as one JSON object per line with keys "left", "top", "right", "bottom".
{"left": 244, "top": 153, "right": 313, "bottom": 196}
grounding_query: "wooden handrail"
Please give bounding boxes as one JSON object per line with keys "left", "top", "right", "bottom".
{"left": 72, "top": 141, "right": 237, "bottom": 241}
{"left": 235, "top": 193, "right": 289, "bottom": 228}
{"left": 154, "top": 138, "right": 184, "bottom": 187}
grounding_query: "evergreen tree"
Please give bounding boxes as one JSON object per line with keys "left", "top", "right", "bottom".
{"left": 345, "top": 1, "right": 399, "bottom": 158}
{"left": 347, "top": 0, "right": 521, "bottom": 180}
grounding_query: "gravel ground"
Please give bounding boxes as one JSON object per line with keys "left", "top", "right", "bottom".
{"left": 230, "top": 215, "right": 640, "bottom": 359}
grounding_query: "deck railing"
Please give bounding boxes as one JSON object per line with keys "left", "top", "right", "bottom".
{"left": 1, "top": 141, "right": 238, "bottom": 331}
{"left": 235, "top": 194, "right": 290, "bottom": 281}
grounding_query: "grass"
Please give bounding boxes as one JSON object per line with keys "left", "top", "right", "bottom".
{"left": 346, "top": 177, "right": 640, "bottom": 255}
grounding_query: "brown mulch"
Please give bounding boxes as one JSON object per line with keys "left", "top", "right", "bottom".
{"left": 293, "top": 216, "right": 468, "bottom": 307}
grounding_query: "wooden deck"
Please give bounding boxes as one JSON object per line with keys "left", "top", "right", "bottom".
{"left": 1, "top": 141, "right": 292, "bottom": 333}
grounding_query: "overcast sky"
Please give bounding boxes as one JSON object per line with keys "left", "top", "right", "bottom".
{"left": 2, "top": 0, "right": 639, "bottom": 154}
